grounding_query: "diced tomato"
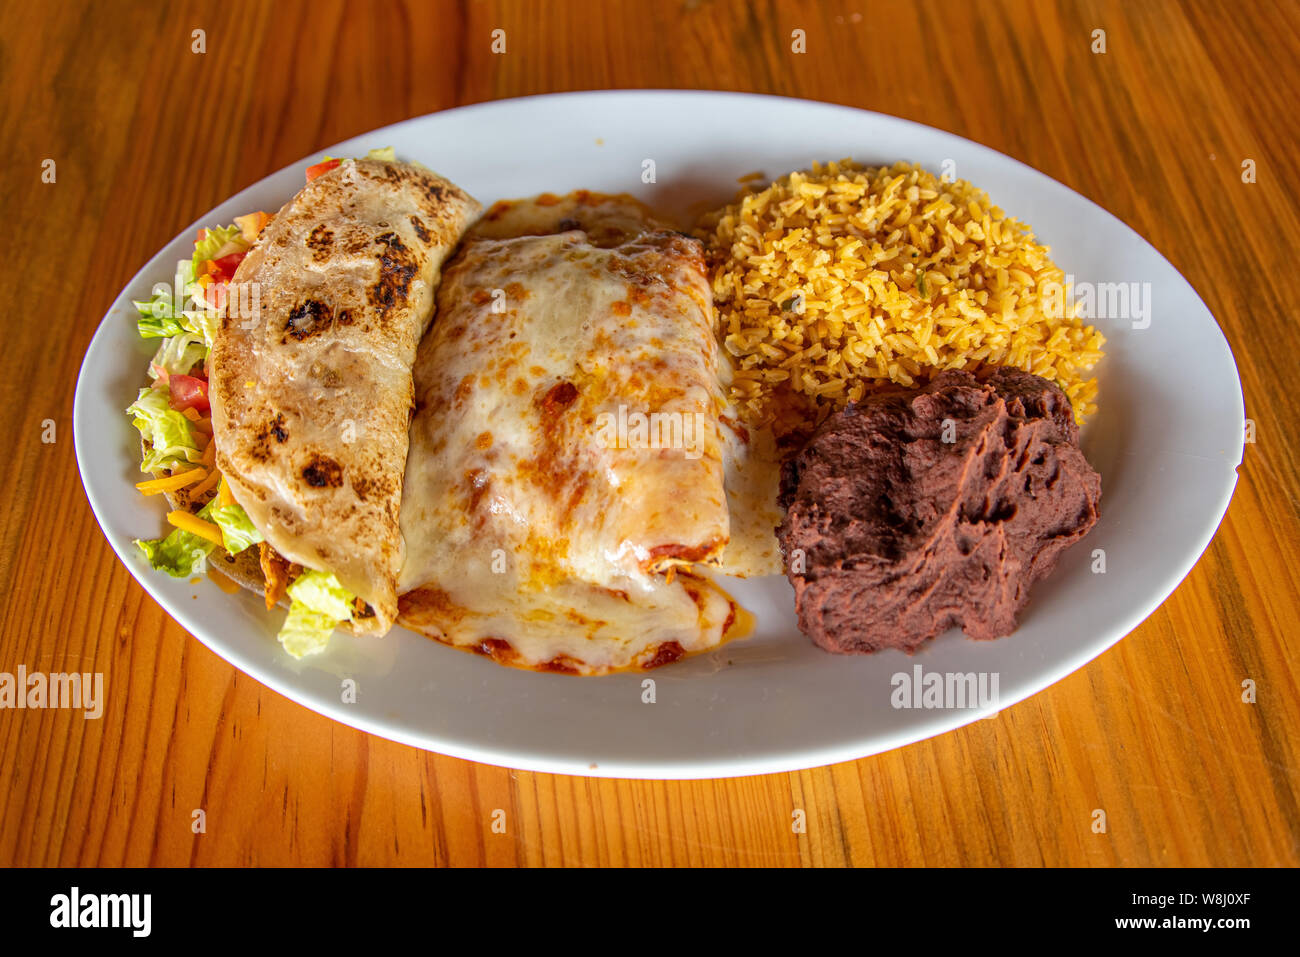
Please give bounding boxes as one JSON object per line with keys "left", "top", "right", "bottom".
{"left": 169, "top": 374, "right": 210, "bottom": 413}
{"left": 212, "top": 251, "right": 247, "bottom": 282}
{"left": 196, "top": 228, "right": 208, "bottom": 242}
{"left": 202, "top": 250, "right": 248, "bottom": 286}
{"left": 305, "top": 158, "right": 341, "bottom": 182}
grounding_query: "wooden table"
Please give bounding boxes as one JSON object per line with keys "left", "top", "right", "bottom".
{"left": 2, "top": 0, "right": 1297, "bottom": 867}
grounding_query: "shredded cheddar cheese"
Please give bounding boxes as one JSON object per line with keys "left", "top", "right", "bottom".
{"left": 166, "top": 510, "right": 225, "bottom": 546}
{"left": 189, "top": 469, "right": 222, "bottom": 499}
{"left": 136, "top": 468, "right": 207, "bottom": 495}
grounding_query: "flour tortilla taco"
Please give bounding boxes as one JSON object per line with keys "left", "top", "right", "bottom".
{"left": 127, "top": 149, "right": 479, "bottom": 656}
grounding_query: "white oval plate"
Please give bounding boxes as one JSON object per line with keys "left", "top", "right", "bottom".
{"left": 75, "top": 92, "right": 1243, "bottom": 778}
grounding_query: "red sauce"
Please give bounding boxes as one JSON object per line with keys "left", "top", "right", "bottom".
{"left": 641, "top": 641, "right": 685, "bottom": 670}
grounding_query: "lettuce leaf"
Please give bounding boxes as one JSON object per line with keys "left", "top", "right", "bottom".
{"left": 132, "top": 302, "right": 185, "bottom": 339}
{"left": 135, "top": 501, "right": 260, "bottom": 581}
{"left": 132, "top": 260, "right": 196, "bottom": 339}
{"left": 364, "top": 146, "right": 396, "bottom": 162}
{"left": 286, "top": 570, "right": 355, "bottom": 622}
{"left": 179, "top": 303, "right": 222, "bottom": 351}
{"left": 134, "top": 526, "right": 215, "bottom": 578}
{"left": 148, "top": 331, "right": 206, "bottom": 380}
{"left": 203, "top": 501, "right": 264, "bottom": 555}
{"left": 277, "top": 570, "right": 355, "bottom": 658}
{"left": 276, "top": 605, "right": 342, "bottom": 659}
{"left": 192, "top": 224, "right": 245, "bottom": 276}
{"left": 127, "top": 386, "right": 201, "bottom": 473}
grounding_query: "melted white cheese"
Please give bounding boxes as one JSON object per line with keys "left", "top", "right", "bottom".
{"left": 397, "top": 226, "right": 740, "bottom": 673}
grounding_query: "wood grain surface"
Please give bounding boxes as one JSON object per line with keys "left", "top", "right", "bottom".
{"left": 1, "top": 0, "right": 1297, "bottom": 867}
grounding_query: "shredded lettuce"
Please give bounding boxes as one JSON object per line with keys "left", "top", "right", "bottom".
{"left": 277, "top": 570, "right": 355, "bottom": 658}
{"left": 148, "top": 331, "right": 206, "bottom": 380}
{"left": 127, "top": 386, "right": 201, "bottom": 473}
{"left": 131, "top": 254, "right": 224, "bottom": 355}
{"left": 277, "top": 605, "right": 341, "bottom": 659}
{"left": 134, "top": 500, "right": 263, "bottom": 579}
{"left": 132, "top": 260, "right": 196, "bottom": 339}
{"left": 132, "top": 302, "right": 185, "bottom": 339}
{"left": 204, "top": 502, "right": 264, "bottom": 555}
{"left": 178, "top": 303, "right": 221, "bottom": 351}
{"left": 134, "top": 526, "right": 215, "bottom": 578}
{"left": 192, "top": 224, "right": 246, "bottom": 276}
{"left": 286, "top": 570, "right": 355, "bottom": 621}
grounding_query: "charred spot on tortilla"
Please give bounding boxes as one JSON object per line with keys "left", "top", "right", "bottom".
{"left": 357, "top": 162, "right": 455, "bottom": 221}
{"left": 368, "top": 232, "right": 418, "bottom": 316}
{"left": 284, "top": 299, "right": 337, "bottom": 341}
{"left": 351, "top": 473, "right": 394, "bottom": 503}
{"left": 409, "top": 215, "right": 431, "bottom": 243}
{"left": 302, "top": 455, "right": 344, "bottom": 488}
{"left": 358, "top": 162, "right": 416, "bottom": 191}
{"left": 306, "top": 224, "right": 333, "bottom": 260}
{"left": 419, "top": 180, "right": 447, "bottom": 206}
{"left": 246, "top": 413, "right": 290, "bottom": 461}
{"left": 265, "top": 413, "right": 289, "bottom": 443}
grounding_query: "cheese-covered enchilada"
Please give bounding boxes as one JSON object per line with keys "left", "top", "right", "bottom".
{"left": 397, "top": 225, "right": 741, "bottom": 673}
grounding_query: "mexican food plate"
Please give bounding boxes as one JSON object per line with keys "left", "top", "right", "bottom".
{"left": 74, "top": 92, "right": 1244, "bottom": 778}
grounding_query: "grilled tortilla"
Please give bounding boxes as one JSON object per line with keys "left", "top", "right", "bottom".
{"left": 209, "top": 159, "right": 480, "bottom": 635}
